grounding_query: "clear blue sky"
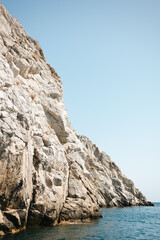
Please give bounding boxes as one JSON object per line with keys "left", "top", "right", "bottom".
{"left": 1, "top": 0, "right": 160, "bottom": 202}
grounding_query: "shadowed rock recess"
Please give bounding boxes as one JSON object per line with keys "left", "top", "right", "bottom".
{"left": 0, "top": 3, "right": 153, "bottom": 236}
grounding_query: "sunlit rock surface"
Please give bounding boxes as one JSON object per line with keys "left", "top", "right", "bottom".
{"left": 0, "top": 3, "right": 153, "bottom": 236}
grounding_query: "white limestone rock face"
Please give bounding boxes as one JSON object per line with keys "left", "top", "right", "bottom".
{"left": 0, "top": 3, "right": 153, "bottom": 236}
{"left": 77, "top": 136, "right": 149, "bottom": 207}
{"left": 0, "top": 3, "right": 70, "bottom": 234}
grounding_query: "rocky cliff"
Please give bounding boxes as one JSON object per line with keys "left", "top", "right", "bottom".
{"left": 0, "top": 3, "right": 153, "bottom": 236}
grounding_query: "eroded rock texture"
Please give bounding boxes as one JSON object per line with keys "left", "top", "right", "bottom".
{"left": 0, "top": 3, "right": 152, "bottom": 236}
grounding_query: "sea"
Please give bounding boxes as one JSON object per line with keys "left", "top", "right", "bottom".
{"left": 2, "top": 202, "right": 160, "bottom": 240}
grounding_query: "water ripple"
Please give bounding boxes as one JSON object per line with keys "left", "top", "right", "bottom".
{"left": 2, "top": 203, "right": 160, "bottom": 240}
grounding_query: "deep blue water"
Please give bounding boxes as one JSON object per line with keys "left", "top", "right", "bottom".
{"left": 2, "top": 203, "right": 160, "bottom": 240}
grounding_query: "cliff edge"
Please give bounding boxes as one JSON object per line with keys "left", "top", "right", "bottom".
{"left": 0, "top": 3, "right": 153, "bottom": 236}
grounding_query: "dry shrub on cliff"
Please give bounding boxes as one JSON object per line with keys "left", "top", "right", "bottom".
{"left": 47, "top": 63, "right": 60, "bottom": 79}
{"left": 29, "top": 92, "right": 36, "bottom": 101}
{"left": 33, "top": 39, "right": 46, "bottom": 62}
{"left": 32, "top": 52, "right": 39, "bottom": 62}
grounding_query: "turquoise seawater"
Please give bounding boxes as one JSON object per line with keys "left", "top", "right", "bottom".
{"left": 3, "top": 203, "right": 160, "bottom": 240}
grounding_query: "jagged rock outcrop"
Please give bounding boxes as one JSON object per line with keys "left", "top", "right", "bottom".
{"left": 0, "top": 3, "right": 153, "bottom": 236}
